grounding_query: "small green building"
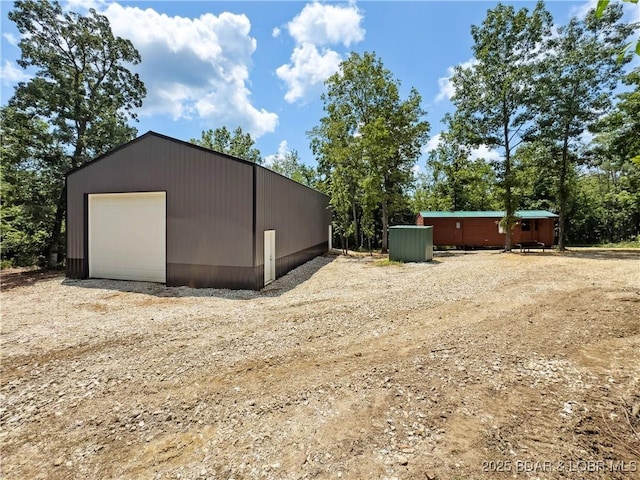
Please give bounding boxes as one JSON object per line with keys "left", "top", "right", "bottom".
{"left": 389, "top": 226, "right": 433, "bottom": 262}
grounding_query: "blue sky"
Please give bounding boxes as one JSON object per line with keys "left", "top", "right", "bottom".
{"left": 1, "top": 1, "right": 638, "bottom": 170}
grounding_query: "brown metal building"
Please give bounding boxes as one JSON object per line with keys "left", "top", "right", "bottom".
{"left": 66, "top": 131, "right": 331, "bottom": 289}
{"left": 416, "top": 210, "right": 558, "bottom": 248}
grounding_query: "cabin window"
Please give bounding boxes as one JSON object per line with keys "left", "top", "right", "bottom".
{"left": 521, "top": 220, "right": 531, "bottom": 232}
{"left": 498, "top": 223, "right": 505, "bottom": 234}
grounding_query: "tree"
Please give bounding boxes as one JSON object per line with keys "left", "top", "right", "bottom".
{"left": 268, "top": 149, "right": 319, "bottom": 188}
{"left": 512, "top": 139, "right": 560, "bottom": 213}
{"left": 534, "top": 4, "right": 635, "bottom": 250}
{"left": 450, "top": 1, "right": 552, "bottom": 251}
{"left": 309, "top": 51, "right": 429, "bottom": 253}
{"left": 7, "top": 0, "right": 146, "bottom": 266}
{"left": 191, "top": 126, "right": 262, "bottom": 164}
{"left": 596, "top": 0, "right": 640, "bottom": 58}
{"left": 1, "top": 106, "right": 64, "bottom": 266}
{"left": 584, "top": 66, "right": 640, "bottom": 242}
{"left": 310, "top": 119, "right": 363, "bottom": 252}
{"left": 420, "top": 116, "right": 500, "bottom": 212}
{"left": 592, "top": 67, "right": 640, "bottom": 166}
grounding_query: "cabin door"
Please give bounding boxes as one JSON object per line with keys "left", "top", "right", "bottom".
{"left": 454, "top": 220, "right": 463, "bottom": 245}
{"left": 520, "top": 220, "right": 534, "bottom": 242}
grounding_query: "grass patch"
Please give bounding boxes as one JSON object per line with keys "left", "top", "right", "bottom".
{"left": 598, "top": 236, "right": 640, "bottom": 248}
{"left": 374, "top": 258, "right": 404, "bottom": 267}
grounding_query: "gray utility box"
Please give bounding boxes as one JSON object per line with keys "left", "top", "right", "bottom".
{"left": 389, "top": 226, "right": 433, "bottom": 262}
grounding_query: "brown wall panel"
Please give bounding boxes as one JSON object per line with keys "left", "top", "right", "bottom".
{"left": 67, "top": 132, "right": 332, "bottom": 289}
{"left": 66, "top": 258, "right": 85, "bottom": 279}
{"left": 462, "top": 218, "right": 504, "bottom": 246}
{"left": 419, "top": 215, "right": 556, "bottom": 247}
{"left": 67, "top": 133, "right": 254, "bottom": 281}
{"left": 255, "top": 167, "right": 331, "bottom": 268}
{"left": 167, "top": 263, "right": 260, "bottom": 290}
{"left": 418, "top": 217, "right": 457, "bottom": 246}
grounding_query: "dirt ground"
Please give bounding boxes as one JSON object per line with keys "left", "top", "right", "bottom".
{"left": 1, "top": 249, "right": 639, "bottom": 480}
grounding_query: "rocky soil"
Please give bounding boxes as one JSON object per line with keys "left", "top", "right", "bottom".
{"left": 1, "top": 249, "right": 639, "bottom": 479}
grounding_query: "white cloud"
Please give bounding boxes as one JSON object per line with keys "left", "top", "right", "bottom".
{"left": 272, "top": 27, "right": 281, "bottom": 38}
{"left": 276, "top": 2, "right": 364, "bottom": 104}
{"left": 423, "top": 133, "right": 442, "bottom": 154}
{"left": 569, "top": 0, "right": 597, "bottom": 20}
{"left": 435, "top": 68, "right": 456, "bottom": 103}
{"left": 3, "top": 33, "right": 19, "bottom": 46}
{"left": 264, "top": 140, "right": 290, "bottom": 167}
{"left": 0, "top": 60, "right": 30, "bottom": 85}
{"left": 469, "top": 144, "right": 500, "bottom": 162}
{"left": 102, "top": 3, "right": 277, "bottom": 137}
{"left": 435, "top": 58, "right": 478, "bottom": 103}
{"left": 633, "top": 2, "right": 640, "bottom": 24}
{"left": 422, "top": 132, "right": 499, "bottom": 162}
{"left": 63, "top": 0, "right": 105, "bottom": 11}
{"left": 276, "top": 43, "right": 342, "bottom": 103}
{"left": 287, "top": 2, "right": 364, "bottom": 47}
{"left": 571, "top": 0, "right": 639, "bottom": 24}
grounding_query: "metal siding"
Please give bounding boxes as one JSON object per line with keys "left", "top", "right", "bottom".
{"left": 419, "top": 214, "right": 556, "bottom": 247}
{"left": 419, "top": 217, "right": 458, "bottom": 246}
{"left": 389, "top": 227, "right": 433, "bottom": 262}
{"left": 463, "top": 218, "right": 505, "bottom": 247}
{"left": 537, "top": 219, "right": 555, "bottom": 246}
{"left": 254, "top": 167, "right": 330, "bottom": 269}
{"left": 66, "top": 135, "right": 254, "bottom": 282}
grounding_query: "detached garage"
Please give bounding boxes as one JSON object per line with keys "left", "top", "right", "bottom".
{"left": 66, "top": 131, "right": 331, "bottom": 290}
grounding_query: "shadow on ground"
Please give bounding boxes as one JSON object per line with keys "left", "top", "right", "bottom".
{"left": 0, "top": 269, "right": 64, "bottom": 291}
{"left": 514, "top": 248, "right": 640, "bottom": 260}
{"left": 60, "top": 255, "right": 337, "bottom": 299}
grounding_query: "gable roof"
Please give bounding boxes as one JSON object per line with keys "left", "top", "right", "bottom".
{"left": 65, "top": 131, "right": 328, "bottom": 197}
{"left": 418, "top": 210, "right": 558, "bottom": 219}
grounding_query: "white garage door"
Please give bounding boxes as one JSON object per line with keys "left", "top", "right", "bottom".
{"left": 89, "top": 192, "right": 166, "bottom": 283}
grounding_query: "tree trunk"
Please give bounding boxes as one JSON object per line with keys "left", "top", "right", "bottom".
{"left": 46, "top": 184, "right": 66, "bottom": 267}
{"left": 558, "top": 130, "right": 570, "bottom": 251}
{"left": 381, "top": 199, "right": 389, "bottom": 254}
{"left": 503, "top": 114, "right": 513, "bottom": 252}
{"left": 351, "top": 201, "right": 358, "bottom": 252}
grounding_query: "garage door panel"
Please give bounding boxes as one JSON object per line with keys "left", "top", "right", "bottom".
{"left": 89, "top": 192, "right": 166, "bottom": 283}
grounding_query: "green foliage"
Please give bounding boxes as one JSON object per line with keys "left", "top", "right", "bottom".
{"left": 592, "top": 67, "right": 640, "bottom": 166}
{"left": 512, "top": 140, "right": 559, "bottom": 212}
{"left": 596, "top": 0, "right": 640, "bottom": 58}
{"left": 4, "top": 0, "right": 146, "bottom": 266}
{"left": 1, "top": 106, "right": 62, "bottom": 266}
{"left": 449, "top": 1, "right": 552, "bottom": 250}
{"left": 598, "top": 235, "right": 640, "bottom": 248}
{"left": 191, "top": 126, "right": 262, "bottom": 164}
{"left": 414, "top": 119, "right": 500, "bottom": 212}
{"left": 309, "top": 52, "right": 429, "bottom": 253}
{"left": 443, "top": 0, "right": 637, "bottom": 249}
{"left": 575, "top": 67, "right": 640, "bottom": 244}
{"left": 374, "top": 258, "right": 404, "bottom": 267}
{"left": 533, "top": 3, "right": 634, "bottom": 249}
{"left": 268, "top": 149, "right": 319, "bottom": 188}
{"left": 9, "top": 0, "right": 145, "bottom": 165}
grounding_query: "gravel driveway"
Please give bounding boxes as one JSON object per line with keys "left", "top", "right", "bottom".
{"left": 1, "top": 249, "right": 639, "bottom": 479}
